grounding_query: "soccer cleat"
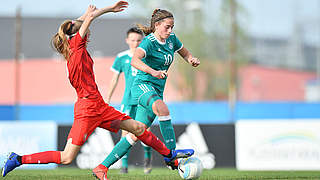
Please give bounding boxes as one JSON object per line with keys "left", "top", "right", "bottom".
{"left": 119, "top": 167, "right": 128, "bottom": 174}
{"left": 166, "top": 159, "right": 179, "bottom": 170}
{"left": 143, "top": 158, "right": 152, "bottom": 174}
{"left": 164, "top": 149, "right": 194, "bottom": 170}
{"left": 92, "top": 164, "right": 109, "bottom": 180}
{"left": 2, "top": 152, "right": 21, "bottom": 177}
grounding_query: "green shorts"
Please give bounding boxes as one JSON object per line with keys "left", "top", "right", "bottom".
{"left": 131, "top": 83, "right": 162, "bottom": 110}
{"left": 131, "top": 83, "right": 162, "bottom": 127}
{"left": 135, "top": 105, "right": 156, "bottom": 127}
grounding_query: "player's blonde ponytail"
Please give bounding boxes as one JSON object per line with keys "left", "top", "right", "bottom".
{"left": 51, "top": 20, "right": 83, "bottom": 60}
{"left": 137, "top": 9, "right": 173, "bottom": 36}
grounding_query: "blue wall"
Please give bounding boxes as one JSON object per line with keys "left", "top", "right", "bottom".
{"left": 170, "top": 102, "right": 320, "bottom": 124}
{"left": 1, "top": 102, "right": 320, "bottom": 124}
{"left": 0, "top": 105, "right": 14, "bottom": 120}
{"left": 19, "top": 105, "right": 74, "bottom": 124}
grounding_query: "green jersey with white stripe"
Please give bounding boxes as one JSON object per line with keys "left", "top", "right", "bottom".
{"left": 111, "top": 50, "right": 138, "bottom": 105}
{"left": 134, "top": 32, "right": 183, "bottom": 94}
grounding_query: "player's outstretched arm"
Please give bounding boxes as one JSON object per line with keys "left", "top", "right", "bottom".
{"left": 178, "top": 47, "right": 200, "bottom": 67}
{"left": 131, "top": 48, "right": 167, "bottom": 79}
{"left": 79, "top": 1, "right": 128, "bottom": 38}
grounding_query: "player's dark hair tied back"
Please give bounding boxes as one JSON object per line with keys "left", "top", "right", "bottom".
{"left": 154, "top": 15, "right": 173, "bottom": 22}
{"left": 137, "top": 9, "right": 173, "bottom": 36}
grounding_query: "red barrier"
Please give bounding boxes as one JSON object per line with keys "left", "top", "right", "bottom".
{"left": 0, "top": 57, "right": 182, "bottom": 104}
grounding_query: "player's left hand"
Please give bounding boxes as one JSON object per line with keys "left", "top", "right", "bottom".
{"left": 111, "top": 1, "right": 129, "bottom": 12}
{"left": 189, "top": 57, "right": 200, "bottom": 67}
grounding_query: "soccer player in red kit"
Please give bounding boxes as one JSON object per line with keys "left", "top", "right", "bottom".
{"left": 1, "top": 1, "right": 193, "bottom": 180}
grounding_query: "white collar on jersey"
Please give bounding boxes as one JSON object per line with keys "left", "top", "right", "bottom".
{"left": 151, "top": 33, "right": 166, "bottom": 45}
{"left": 123, "top": 50, "right": 133, "bottom": 57}
{"left": 128, "top": 50, "right": 133, "bottom": 57}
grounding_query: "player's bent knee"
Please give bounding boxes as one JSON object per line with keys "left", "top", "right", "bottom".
{"left": 131, "top": 121, "right": 145, "bottom": 136}
{"left": 135, "top": 123, "right": 145, "bottom": 136}
{"left": 153, "top": 100, "right": 170, "bottom": 116}
{"left": 159, "top": 108, "right": 170, "bottom": 116}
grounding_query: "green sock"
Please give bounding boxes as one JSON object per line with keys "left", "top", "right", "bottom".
{"left": 121, "top": 149, "right": 131, "bottom": 168}
{"left": 142, "top": 143, "right": 152, "bottom": 159}
{"left": 102, "top": 137, "right": 132, "bottom": 168}
{"left": 159, "top": 117, "right": 176, "bottom": 150}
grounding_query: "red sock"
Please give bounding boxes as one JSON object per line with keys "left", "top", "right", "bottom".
{"left": 22, "top": 151, "right": 61, "bottom": 164}
{"left": 137, "top": 130, "right": 170, "bottom": 156}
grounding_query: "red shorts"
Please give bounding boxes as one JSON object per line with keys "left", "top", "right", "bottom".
{"left": 68, "top": 98, "right": 131, "bottom": 146}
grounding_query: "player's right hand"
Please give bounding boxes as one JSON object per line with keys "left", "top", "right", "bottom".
{"left": 151, "top": 70, "right": 167, "bottom": 79}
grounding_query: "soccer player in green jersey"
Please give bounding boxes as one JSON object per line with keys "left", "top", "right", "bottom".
{"left": 131, "top": 8, "right": 200, "bottom": 169}
{"left": 106, "top": 27, "right": 153, "bottom": 174}
{"left": 97, "top": 9, "right": 196, "bottom": 175}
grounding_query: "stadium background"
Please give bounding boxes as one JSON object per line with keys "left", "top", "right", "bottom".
{"left": 1, "top": 0, "right": 320, "bottom": 172}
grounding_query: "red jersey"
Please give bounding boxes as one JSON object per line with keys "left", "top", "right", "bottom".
{"left": 65, "top": 33, "right": 131, "bottom": 146}
{"left": 67, "top": 32, "right": 101, "bottom": 99}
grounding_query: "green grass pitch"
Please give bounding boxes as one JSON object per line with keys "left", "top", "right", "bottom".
{"left": 3, "top": 168, "right": 320, "bottom": 180}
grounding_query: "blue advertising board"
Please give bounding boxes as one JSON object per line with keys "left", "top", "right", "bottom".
{"left": 0, "top": 121, "right": 58, "bottom": 169}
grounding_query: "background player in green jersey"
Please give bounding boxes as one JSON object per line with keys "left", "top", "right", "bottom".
{"left": 131, "top": 8, "right": 200, "bottom": 169}
{"left": 98, "top": 8, "right": 196, "bottom": 173}
{"left": 106, "top": 27, "right": 153, "bottom": 174}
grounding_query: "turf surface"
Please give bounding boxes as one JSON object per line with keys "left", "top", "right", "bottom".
{"left": 3, "top": 168, "right": 320, "bottom": 180}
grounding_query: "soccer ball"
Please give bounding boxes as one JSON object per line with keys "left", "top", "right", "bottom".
{"left": 178, "top": 157, "right": 203, "bottom": 179}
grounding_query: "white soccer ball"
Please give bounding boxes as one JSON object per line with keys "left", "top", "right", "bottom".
{"left": 178, "top": 157, "right": 203, "bottom": 180}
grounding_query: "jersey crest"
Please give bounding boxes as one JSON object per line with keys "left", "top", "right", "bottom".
{"left": 169, "top": 42, "right": 173, "bottom": 50}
